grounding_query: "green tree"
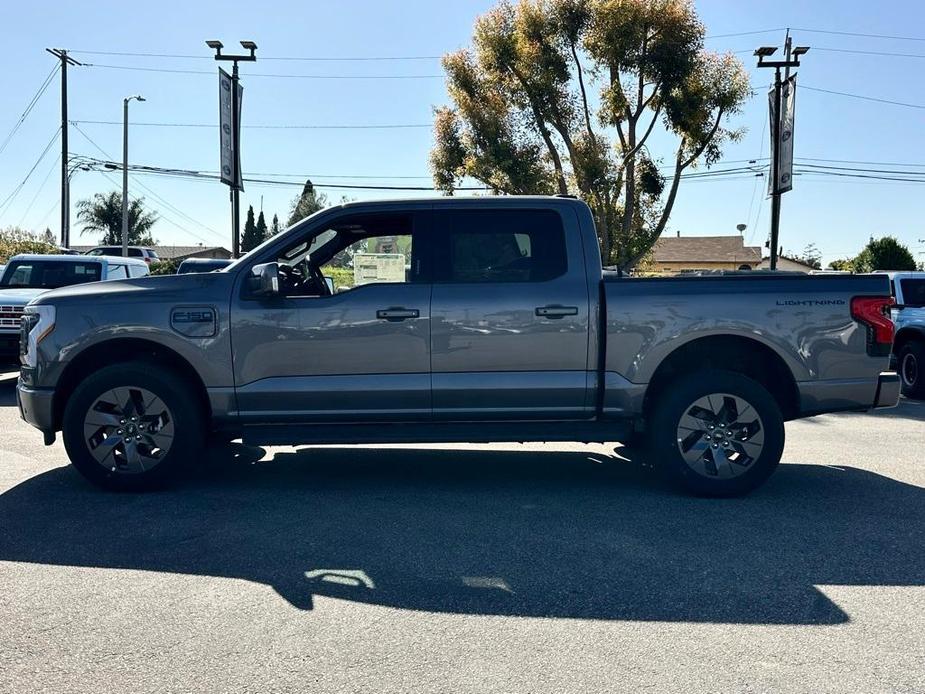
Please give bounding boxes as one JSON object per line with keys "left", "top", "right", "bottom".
{"left": 430, "top": 0, "right": 750, "bottom": 269}
{"left": 270, "top": 213, "right": 282, "bottom": 237}
{"left": 827, "top": 258, "right": 853, "bottom": 271}
{"left": 241, "top": 205, "right": 261, "bottom": 253}
{"left": 76, "top": 191, "right": 157, "bottom": 246}
{"left": 287, "top": 180, "right": 328, "bottom": 226}
{"left": 256, "top": 210, "right": 268, "bottom": 242}
{"left": 791, "top": 243, "right": 822, "bottom": 270}
{"left": 148, "top": 259, "right": 179, "bottom": 275}
{"left": 42, "top": 228, "right": 56, "bottom": 246}
{"left": 0, "top": 227, "right": 60, "bottom": 263}
{"left": 853, "top": 236, "right": 917, "bottom": 272}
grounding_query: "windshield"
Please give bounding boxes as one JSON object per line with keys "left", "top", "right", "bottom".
{"left": 0, "top": 260, "right": 103, "bottom": 289}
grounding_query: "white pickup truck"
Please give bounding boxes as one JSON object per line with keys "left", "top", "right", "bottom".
{"left": 885, "top": 271, "right": 925, "bottom": 398}
{"left": 0, "top": 254, "right": 149, "bottom": 362}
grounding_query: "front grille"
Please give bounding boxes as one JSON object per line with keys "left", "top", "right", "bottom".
{"left": 0, "top": 305, "right": 25, "bottom": 329}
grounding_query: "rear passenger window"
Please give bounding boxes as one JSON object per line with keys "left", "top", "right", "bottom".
{"left": 900, "top": 279, "right": 925, "bottom": 307}
{"left": 107, "top": 265, "right": 128, "bottom": 280}
{"left": 438, "top": 210, "right": 567, "bottom": 283}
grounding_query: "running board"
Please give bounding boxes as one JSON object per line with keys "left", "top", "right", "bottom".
{"left": 242, "top": 419, "right": 632, "bottom": 447}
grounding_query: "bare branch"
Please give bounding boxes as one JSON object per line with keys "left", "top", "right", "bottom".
{"left": 570, "top": 41, "right": 596, "bottom": 144}
{"left": 680, "top": 107, "right": 725, "bottom": 170}
{"left": 621, "top": 103, "right": 661, "bottom": 163}
{"left": 508, "top": 65, "right": 569, "bottom": 195}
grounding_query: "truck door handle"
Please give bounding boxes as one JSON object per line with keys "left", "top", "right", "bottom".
{"left": 535, "top": 305, "right": 579, "bottom": 319}
{"left": 376, "top": 307, "right": 420, "bottom": 321}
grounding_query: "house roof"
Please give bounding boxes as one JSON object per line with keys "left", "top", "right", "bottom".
{"left": 653, "top": 236, "right": 762, "bottom": 264}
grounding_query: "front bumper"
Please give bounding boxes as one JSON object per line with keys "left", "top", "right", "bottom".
{"left": 873, "top": 371, "right": 901, "bottom": 409}
{"left": 16, "top": 380, "right": 56, "bottom": 444}
{"left": 0, "top": 332, "right": 20, "bottom": 361}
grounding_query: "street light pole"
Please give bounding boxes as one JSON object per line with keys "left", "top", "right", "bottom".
{"left": 755, "top": 34, "right": 809, "bottom": 271}
{"left": 121, "top": 95, "right": 145, "bottom": 257}
{"left": 206, "top": 40, "right": 257, "bottom": 259}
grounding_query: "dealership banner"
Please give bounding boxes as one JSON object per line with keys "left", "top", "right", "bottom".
{"left": 218, "top": 68, "right": 243, "bottom": 189}
{"left": 768, "top": 74, "right": 797, "bottom": 195}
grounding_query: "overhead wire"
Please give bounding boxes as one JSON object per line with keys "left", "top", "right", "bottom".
{"left": 0, "top": 63, "right": 60, "bottom": 159}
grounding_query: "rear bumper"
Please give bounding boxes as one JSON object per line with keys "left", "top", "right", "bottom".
{"left": 798, "top": 372, "right": 900, "bottom": 416}
{"left": 873, "top": 371, "right": 901, "bottom": 409}
{"left": 16, "top": 381, "right": 56, "bottom": 441}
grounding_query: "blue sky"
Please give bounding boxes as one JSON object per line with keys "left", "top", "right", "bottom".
{"left": 1, "top": 0, "right": 924, "bottom": 265}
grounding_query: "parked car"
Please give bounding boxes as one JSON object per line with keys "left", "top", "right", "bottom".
{"left": 0, "top": 254, "right": 149, "bottom": 361}
{"left": 176, "top": 258, "right": 233, "bottom": 274}
{"left": 17, "top": 197, "right": 899, "bottom": 495}
{"left": 880, "top": 271, "right": 925, "bottom": 398}
{"left": 84, "top": 246, "right": 160, "bottom": 264}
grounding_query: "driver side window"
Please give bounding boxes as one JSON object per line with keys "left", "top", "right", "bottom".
{"left": 322, "top": 234, "right": 413, "bottom": 294}
{"left": 271, "top": 211, "right": 420, "bottom": 298}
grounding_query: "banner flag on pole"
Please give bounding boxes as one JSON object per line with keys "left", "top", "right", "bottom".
{"left": 777, "top": 75, "right": 796, "bottom": 194}
{"left": 218, "top": 68, "right": 235, "bottom": 188}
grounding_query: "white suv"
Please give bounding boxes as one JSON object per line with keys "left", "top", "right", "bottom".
{"left": 0, "top": 254, "right": 149, "bottom": 361}
{"left": 85, "top": 246, "right": 160, "bottom": 264}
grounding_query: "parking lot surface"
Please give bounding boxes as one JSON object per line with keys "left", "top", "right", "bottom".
{"left": 1, "top": 368, "right": 923, "bottom": 693}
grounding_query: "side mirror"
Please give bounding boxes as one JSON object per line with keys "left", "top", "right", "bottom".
{"left": 249, "top": 262, "right": 279, "bottom": 296}
{"left": 324, "top": 276, "right": 334, "bottom": 294}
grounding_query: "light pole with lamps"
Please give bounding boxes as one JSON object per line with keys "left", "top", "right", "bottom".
{"left": 206, "top": 39, "right": 257, "bottom": 259}
{"left": 755, "top": 33, "right": 809, "bottom": 271}
{"left": 121, "top": 95, "right": 145, "bottom": 257}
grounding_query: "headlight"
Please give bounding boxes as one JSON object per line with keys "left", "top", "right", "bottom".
{"left": 20, "top": 305, "right": 55, "bottom": 368}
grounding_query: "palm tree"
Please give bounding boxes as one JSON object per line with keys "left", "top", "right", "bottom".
{"left": 76, "top": 191, "right": 158, "bottom": 246}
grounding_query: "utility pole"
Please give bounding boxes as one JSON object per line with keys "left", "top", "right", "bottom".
{"left": 45, "top": 48, "right": 82, "bottom": 248}
{"left": 121, "top": 95, "right": 145, "bottom": 257}
{"left": 206, "top": 40, "right": 257, "bottom": 258}
{"left": 755, "top": 33, "right": 808, "bottom": 271}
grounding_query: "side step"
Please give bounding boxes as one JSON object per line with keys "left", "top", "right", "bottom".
{"left": 242, "top": 419, "right": 632, "bottom": 447}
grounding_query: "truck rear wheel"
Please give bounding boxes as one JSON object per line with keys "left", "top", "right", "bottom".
{"left": 62, "top": 361, "right": 204, "bottom": 491}
{"left": 647, "top": 369, "right": 785, "bottom": 497}
{"left": 898, "top": 340, "right": 925, "bottom": 399}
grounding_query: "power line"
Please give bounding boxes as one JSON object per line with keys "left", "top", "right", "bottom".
{"left": 69, "top": 49, "right": 442, "bottom": 61}
{"left": 84, "top": 62, "right": 443, "bottom": 79}
{"left": 0, "top": 127, "right": 61, "bottom": 216}
{"left": 18, "top": 152, "right": 61, "bottom": 227}
{"left": 707, "top": 28, "right": 786, "bottom": 39}
{"left": 70, "top": 119, "right": 432, "bottom": 130}
{"left": 69, "top": 123, "right": 226, "bottom": 243}
{"left": 790, "top": 27, "right": 925, "bottom": 42}
{"left": 814, "top": 46, "right": 925, "bottom": 59}
{"left": 801, "top": 84, "right": 925, "bottom": 110}
{"left": 0, "top": 64, "right": 60, "bottom": 159}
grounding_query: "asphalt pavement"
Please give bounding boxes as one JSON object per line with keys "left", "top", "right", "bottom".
{"left": 1, "top": 367, "right": 923, "bottom": 693}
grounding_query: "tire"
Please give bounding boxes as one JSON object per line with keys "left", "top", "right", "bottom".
{"left": 647, "top": 369, "right": 785, "bottom": 497}
{"left": 62, "top": 361, "right": 205, "bottom": 491}
{"left": 898, "top": 340, "right": 925, "bottom": 399}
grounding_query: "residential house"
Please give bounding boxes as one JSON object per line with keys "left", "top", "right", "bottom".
{"left": 651, "top": 234, "right": 762, "bottom": 274}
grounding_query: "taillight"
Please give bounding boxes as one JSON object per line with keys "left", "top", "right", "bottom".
{"left": 851, "top": 295, "right": 895, "bottom": 356}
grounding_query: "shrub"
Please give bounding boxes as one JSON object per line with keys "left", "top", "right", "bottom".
{"left": 0, "top": 227, "right": 60, "bottom": 263}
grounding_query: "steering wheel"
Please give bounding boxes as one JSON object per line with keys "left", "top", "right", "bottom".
{"left": 306, "top": 263, "right": 331, "bottom": 297}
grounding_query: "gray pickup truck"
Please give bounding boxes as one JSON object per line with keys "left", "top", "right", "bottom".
{"left": 16, "top": 197, "right": 899, "bottom": 496}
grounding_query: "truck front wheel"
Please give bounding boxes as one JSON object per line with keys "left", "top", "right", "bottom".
{"left": 62, "top": 361, "right": 204, "bottom": 491}
{"left": 647, "top": 369, "right": 785, "bottom": 497}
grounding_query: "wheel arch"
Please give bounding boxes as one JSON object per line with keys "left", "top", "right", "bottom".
{"left": 53, "top": 338, "right": 211, "bottom": 431}
{"left": 894, "top": 325, "right": 925, "bottom": 354}
{"left": 642, "top": 334, "right": 800, "bottom": 421}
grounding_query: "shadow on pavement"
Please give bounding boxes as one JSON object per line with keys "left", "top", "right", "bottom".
{"left": 0, "top": 440, "right": 922, "bottom": 625}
